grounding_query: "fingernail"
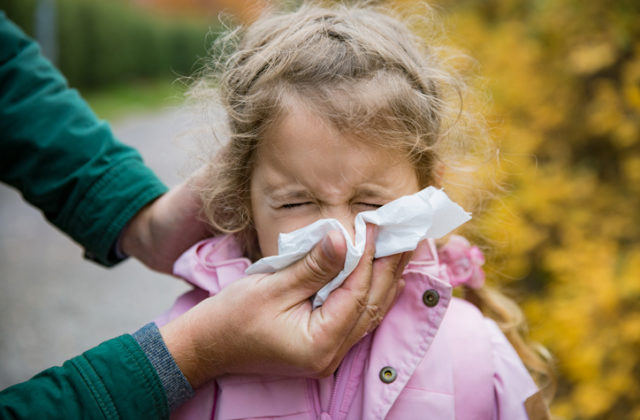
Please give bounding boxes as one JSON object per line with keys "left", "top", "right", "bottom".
{"left": 322, "top": 234, "right": 336, "bottom": 260}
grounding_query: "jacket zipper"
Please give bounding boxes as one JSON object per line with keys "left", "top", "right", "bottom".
{"left": 327, "top": 338, "right": 366, "bottom": 420}
{"left": 308, "top": 337, "right": 369, "bottom": 419}
{"left": 307, "top": 378, "right": 322, "bottom": 419}
{"left": 307, "top": 347, "right": 354, "bottom": 420}
{"left": 327, "top": 358, "right": 350, "bottom": 419}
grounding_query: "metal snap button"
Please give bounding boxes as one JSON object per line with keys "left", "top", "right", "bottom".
{"left": 379, "top": 366, "right": 397, "bottom": 384}
{"left": 422, "top": 289, "right": 439, "bottom": 307}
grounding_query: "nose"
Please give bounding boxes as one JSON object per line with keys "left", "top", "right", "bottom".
{"left": 322, "top": 206, "right": 356, "bottom": 242}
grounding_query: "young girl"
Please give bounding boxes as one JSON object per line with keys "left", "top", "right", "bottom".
{"left": 158, "top": 3, "right": 552, "bottom": 419}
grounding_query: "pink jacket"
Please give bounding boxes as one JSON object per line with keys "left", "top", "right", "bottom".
{"left": 157, "top": 235, "right": 542, "bottom": 420}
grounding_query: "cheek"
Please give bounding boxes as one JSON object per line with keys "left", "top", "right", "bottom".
{"left": 254, "top": 223, "right": 279, "bottom": 258}
{"left": 250, "top": 195, "right": 278, "bottom": 258}
{"left": 253, "top": 209, "right": 324, "bottom": 258}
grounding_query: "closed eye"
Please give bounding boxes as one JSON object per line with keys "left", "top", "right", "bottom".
{"left": 280, "top": 202, "right": 312, "bottom": 209}
{"left": 355, "top": 202, "right": 383, "bottom": 209}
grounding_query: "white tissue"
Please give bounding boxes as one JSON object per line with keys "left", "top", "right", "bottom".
{"left": 246, "top": 187, "right": 471, "bottom": 307}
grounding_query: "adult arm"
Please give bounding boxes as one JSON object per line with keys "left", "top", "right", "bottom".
{"left": 0, "top": 12, "right": 168, "bottom": 266}
{"left": 0, "top": 334, "right": 170, "bottom": 420}
{"left": 1, "top": 226, "right": 408, "bottom": 418}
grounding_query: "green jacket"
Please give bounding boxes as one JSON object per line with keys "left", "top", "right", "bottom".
{"left": 0, "top": 11, "right": 168, "bottom": 266}
{"left": 0, "top": 13, "right": 171, "bottom": 419}
{"left": 0, "top": 336, "right": 169, "bottom": 419}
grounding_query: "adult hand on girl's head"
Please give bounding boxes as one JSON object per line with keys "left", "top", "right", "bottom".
{"left": 119, "top": 169, "right": 212, "bottom": 274}
{"left": 160, "top": 224, "right": 411, "bottom": 388}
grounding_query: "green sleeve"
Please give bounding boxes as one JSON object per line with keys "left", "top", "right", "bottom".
{"left": 0, "top": 12, "right": 168, "bottom": 266}
{"left": 0, "top": 335, "right": 169, "bottom": 420}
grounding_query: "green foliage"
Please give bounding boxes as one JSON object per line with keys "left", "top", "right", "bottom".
{"left": 390, "top": 0, "right": 640, "bottom": 418}
{"left": 0, "top": 0, "right": 38, "bottom": 34}
{"left": 84, "top": 78, "right": 187, "bottom": 121}
{"left": 2, "top": 0, "right": 213, "bottom": 89}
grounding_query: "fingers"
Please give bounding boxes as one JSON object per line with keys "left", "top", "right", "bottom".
{"left": 307, "top": 224, "right": 379, "bottom": 375}
{"left": 396, "top": 250, "right": 414, "bottom": 281}
{"left": 350, "top": 251, "right": 401, "bottom": 337}
{"left": 266, "top": 224, "right": 414, "bottom": 377}
{"left": 121, "top": 177, "right": 212, "bottom": 274}
{"left": 371, "top": 250, "right": 412, "bottom": 324}
{"left": 321, "top": 247, "right": 412, "bottom": 376}
{"left": 369, "top": 250, "right": 412, "bottom": 330}
{"left": 274, "top": 230, "right": 347, "bottom": 299}
{"left": 317, "top": 223, "right": 377, "bottom": 320}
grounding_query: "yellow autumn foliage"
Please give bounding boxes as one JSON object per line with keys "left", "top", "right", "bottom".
{"left": 388, "top": 1, "right": 640, "bottom": 418}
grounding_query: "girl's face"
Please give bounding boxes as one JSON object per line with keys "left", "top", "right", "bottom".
{"left": 250, "top": 104, "right": 420, "bottom": 257}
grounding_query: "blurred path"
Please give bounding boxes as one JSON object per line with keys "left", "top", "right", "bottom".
{"left": 0, "top": 106, "right": 204, "bottom": 388}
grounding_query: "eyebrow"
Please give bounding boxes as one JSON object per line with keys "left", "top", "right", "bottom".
{"left": 355, "top": 186, "right": 391, "bottom": 198}
{"left": 265, "top": 187, "right": 313, "bottom": 202}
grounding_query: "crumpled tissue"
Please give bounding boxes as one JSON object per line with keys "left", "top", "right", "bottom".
{"left": 246, "top": 186, "right": 471, "bottom": 307}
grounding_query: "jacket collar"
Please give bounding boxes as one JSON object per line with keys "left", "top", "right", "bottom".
{"left": 173, "top": 235, "right": 251, "bottom": 295}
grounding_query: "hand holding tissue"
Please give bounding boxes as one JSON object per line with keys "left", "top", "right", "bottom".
{"left": 246, "top": 187, "right": 471, "bottom": 307}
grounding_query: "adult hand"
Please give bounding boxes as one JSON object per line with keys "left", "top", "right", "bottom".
{"left": 119, "top": 171, "right": 212, "bottom": 274}
{"left": 160, "top": 224, "right": 413, "bottom": 388}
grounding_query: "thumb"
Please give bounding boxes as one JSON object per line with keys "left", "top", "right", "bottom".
{"left": 277, "top": 230, "right": 347, "bottom": 297}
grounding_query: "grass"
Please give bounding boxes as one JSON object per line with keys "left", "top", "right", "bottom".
{"left": 83, "top": 78, "right": 188, "bottom": 121}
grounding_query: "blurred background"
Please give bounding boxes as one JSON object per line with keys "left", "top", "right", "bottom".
{"left": 1, "top": 0, "right": 639, "bottom": 418}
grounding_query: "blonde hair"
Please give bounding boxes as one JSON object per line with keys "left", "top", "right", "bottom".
{"left": 191, "top": 1, "right": 554, "bottom": 400}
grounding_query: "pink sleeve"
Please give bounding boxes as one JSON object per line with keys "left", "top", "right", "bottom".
{"left": 484, "top": 319, "right": 540, "bottom": 420}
